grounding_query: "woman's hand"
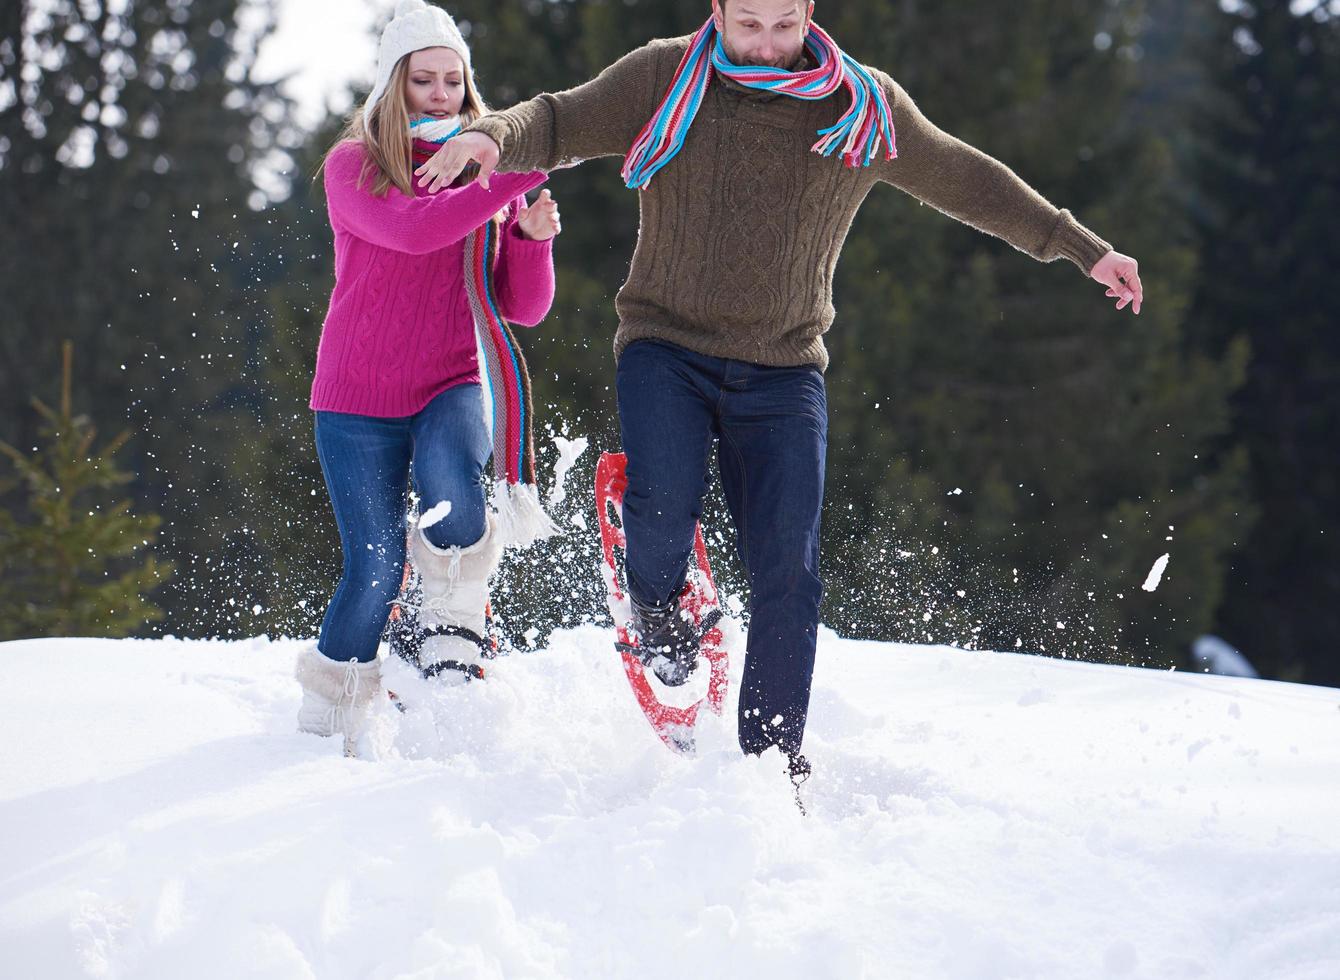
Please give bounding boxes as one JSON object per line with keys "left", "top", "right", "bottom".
{"left": 517, "top": 189, "right": 561, "bottom": 241}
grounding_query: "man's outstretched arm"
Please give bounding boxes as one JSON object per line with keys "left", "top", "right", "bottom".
{"left": 416, "top": 39, "right": 676, "bottom": 193}
{"left": 874, "top": 73, "right": 1143, "bottom": 314}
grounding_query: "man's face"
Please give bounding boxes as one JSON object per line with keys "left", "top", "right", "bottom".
{"left": 711, "top": 0, "right": 814, "bottom": 69}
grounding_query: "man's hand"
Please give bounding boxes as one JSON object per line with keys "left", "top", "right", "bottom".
{"left": 517, "top": 189, "right": 561, "bottom": 241}
{"left": 415, "top": 132, "right": 500, "bottom": 193}
{"left": 1090, "top": 250, "right": 1143, "bottom": 315}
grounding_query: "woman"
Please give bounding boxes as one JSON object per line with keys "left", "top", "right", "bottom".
{"left": 296, "top": 0, "right": 562, "bottom": 754}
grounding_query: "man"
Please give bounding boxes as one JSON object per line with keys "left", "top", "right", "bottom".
{"left": 417, "top": 0, "right": 1143, "bottom": 780}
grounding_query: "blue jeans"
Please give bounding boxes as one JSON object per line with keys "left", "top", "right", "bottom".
{"left": 616, "top": 340, "right": 827, "bottom": 757}
{"left": 314, "top": 384, "right": 491, "bottom": 663}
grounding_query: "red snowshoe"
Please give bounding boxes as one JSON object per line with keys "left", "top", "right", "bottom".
{"left": 595, "top": 452, "right": 729, "bottom": 754}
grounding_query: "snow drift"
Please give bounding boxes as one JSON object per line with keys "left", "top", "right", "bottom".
{"left": 2, "top": 626, "right": 1337, "bottom": 979}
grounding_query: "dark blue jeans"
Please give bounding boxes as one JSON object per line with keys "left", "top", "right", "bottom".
{"left": 314, "top": 383, "right": 491, "bottom": 663}
{"left": 616, "top": 340, "right": 827, "bottom": 757}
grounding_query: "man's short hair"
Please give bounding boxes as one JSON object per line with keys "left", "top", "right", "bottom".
{"left": 719, "top": 0, "right": 817, "bottom": 11}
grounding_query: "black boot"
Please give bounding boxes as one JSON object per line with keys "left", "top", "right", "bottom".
{"left": 787, "top": 752, "right": 812, "bottom": 785}
{"left": 629, "top": 594, "right": 700, "bottom": 687}
{"left": 787, "top": 752, "right": 811, "bottom": 815}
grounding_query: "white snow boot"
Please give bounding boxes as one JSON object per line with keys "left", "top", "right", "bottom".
{"left": 295, "top": 645, "right": 382, "bottom": 756}
{"left": 410, "top": 515, "right": 503, "bottom": 683}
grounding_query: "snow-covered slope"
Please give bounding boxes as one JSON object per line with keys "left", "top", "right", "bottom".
{"left": 2, "top": 627, "right": 1337, "bottom": 979}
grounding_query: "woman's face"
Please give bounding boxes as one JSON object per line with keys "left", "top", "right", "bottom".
{"left": 404, "top": 47, "right": 466, "bottom": 118}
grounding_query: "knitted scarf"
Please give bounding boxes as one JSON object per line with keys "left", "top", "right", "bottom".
{"left": 622, "top": 18, "right": 896, "bottom": 189}
{"left": 411, "top": 115, "right": 558, "bottom": 548}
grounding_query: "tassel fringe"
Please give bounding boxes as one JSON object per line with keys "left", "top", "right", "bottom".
{"left": 492, "top": 479, "right": 562, "bottom": 549}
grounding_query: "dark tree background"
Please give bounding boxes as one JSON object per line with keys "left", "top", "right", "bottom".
{"left": 1184, "top": 0, "right": 1340, "bottom": 684}
{"left": 2, "top": 0, "right": 1335, "bottom": 687}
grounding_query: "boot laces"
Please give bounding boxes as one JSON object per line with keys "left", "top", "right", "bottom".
{"left": 415, "top": 547, "right": 463, "bottom": 622}
{"left": 419, "top": 595, "right": 460, "bottom": 622}
{"left": 334, "top": 658, "right": 363, "bottom": 755}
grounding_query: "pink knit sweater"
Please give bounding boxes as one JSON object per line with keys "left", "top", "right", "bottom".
{"left": 310, "top": 140, "right": 554, "bottom": 417}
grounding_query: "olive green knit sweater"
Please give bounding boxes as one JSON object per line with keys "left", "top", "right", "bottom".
{"left": 469, "top": 36, "right": 1111, "bottom": 371}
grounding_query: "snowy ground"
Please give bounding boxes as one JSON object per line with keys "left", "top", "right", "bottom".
{"left": 2, "top": 626, "right": 1338, "bottom": 979}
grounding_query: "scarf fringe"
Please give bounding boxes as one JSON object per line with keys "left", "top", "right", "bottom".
{"left": 492, "top": 479, "right": 562, "bottom": 550}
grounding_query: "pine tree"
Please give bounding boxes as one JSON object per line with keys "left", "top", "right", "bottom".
{"left": 211, "top": 112, "right": 348, "bottom": 640}
{"left": 1, "top": 0, "right": 304, "bottom": 639}
{"left": 0, "top": 0, "right": 293, "bottom": 437}
{"left": 0, "top": 343, "right": 173, "bottom": 639}
{"left": 1189, "top": 0, "right": 1340, "bottom": 684}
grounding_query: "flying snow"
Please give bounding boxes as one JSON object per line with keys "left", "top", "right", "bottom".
{"left": 419, "top": 500, "right": 453, "bottom": 529}
{"left": 1142, "top": 553, "right": 1171, "bottom": 592}
{"left": 549, "top": 434, "right": 590, "bottom": 508}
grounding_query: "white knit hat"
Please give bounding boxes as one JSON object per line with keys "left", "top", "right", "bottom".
{"left": 365, "top": 0, "right": 472, "bottom": 115}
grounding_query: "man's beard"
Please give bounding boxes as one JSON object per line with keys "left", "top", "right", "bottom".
{"left": 719, "top": 37, "right": 807, "bottom": 70}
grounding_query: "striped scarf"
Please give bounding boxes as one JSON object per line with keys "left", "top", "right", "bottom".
{"left": 622, "top": 18, "right": 896, "bottom": 189}
{"left": 411, "top": 115, "right": 558, "bottom": 548}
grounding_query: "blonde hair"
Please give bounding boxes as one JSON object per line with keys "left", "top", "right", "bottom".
{"left": 322, "top": 51, "right": 490, "bottom": 198}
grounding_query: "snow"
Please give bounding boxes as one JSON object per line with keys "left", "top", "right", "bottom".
{"left": 547, "top": 435, "right": 589, "bottom": 509}
{"left": 418, "top": 500, "right": 453, "bottom": 530}
{"left": 1142, "top": 553, "right": 1171, "bottom": 592}
{"left": 2, "top": 628, "right": 1338, "bottom": 979}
